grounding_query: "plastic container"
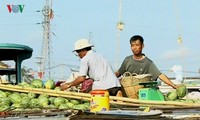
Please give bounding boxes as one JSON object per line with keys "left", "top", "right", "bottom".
{"left": 90, "top": 90, "right": 110, "bottom": 112}
{"left": 139, "top": 82, "right": 165, "bottom": 101}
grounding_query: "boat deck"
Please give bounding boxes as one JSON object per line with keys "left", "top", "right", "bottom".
{"left": 0, "top": 108, "right": 199, "bottom": 120}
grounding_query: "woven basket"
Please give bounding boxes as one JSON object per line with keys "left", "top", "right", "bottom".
{"left": 120, "top": 72, "right": 152, "bottom": 99}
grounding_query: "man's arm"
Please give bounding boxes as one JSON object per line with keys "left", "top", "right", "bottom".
{"left": 159, "top": 73, "right": 178, "bottom": 89}
{"left": 61, "top": 76, "right": 86, "bottom": 91}
{"left": 115, "top": 71, "right": 121, "bottom": 78}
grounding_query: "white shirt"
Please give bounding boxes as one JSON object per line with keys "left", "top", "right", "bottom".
{"left": 79, "top": 50, "right": 121, "bottom": 90}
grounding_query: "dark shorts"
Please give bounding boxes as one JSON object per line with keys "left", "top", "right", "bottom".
{"left": 107, "top": 87, "right": 121, "bottom": 96}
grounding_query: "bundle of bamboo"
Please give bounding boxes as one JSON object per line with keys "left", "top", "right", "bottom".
{"left": 0, "top": 84, "right": 199, "bottom": 109}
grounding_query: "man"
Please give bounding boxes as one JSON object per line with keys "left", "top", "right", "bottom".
{"left": 115, "top": 35, "right": 178, "bottom": 97}
{"left": 61, "top": 39, "right": 121, "bottom": 96}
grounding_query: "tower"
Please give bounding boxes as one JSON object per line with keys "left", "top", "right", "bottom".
{"left": 40, "top": 0, "right": 54, "bottom": 80}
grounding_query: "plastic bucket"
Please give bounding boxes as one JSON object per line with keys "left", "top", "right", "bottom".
{"left": 90, "top": 90, "right": 110, "bottom": 112}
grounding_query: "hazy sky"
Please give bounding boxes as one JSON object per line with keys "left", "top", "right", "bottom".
{"left": 1, "top": 0, "right": 200, "bottom": 80}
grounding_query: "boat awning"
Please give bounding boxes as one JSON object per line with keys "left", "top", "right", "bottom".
{"left": 0, "top": 43, "right": 33, "bottom": 84}
{"left": 0, "top": 43, "right": 33, "bottom": 61}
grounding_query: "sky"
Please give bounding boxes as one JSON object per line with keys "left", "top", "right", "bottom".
{"left": 0, "top": 0, "right": 200, "bottom": 81}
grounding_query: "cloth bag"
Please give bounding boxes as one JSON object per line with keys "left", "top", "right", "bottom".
{"left": 80, "top": 78, "right": 93, "bottom": 93}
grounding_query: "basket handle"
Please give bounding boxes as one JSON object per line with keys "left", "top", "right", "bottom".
{"left": 132, "top": 73, "right": 138, "bottom": 76}
{"left": 123, "top": 72, "right": 132, "bottom": 77}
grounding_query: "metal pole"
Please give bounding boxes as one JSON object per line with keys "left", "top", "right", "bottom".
{"left": 115, "top": 0, "right": 124, "bottom": 70}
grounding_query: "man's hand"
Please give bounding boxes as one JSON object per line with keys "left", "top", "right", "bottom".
{"left": 60, "top": 76, "right": 85, "bottom": 91}
{"left": 115, "top": 71, "right": 121, "bottom": 78}
{"left": 60, "top": 82, "right": 71, "bottom": 91}
{"left": 172, "top": 84, "right": 181, "bottom": 89}
{"left": 174, "top": 84, "right": 185, "bottom": 90}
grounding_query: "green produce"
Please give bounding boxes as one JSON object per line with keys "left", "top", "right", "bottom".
{"left": 22, "top": 84, "right": 31, "bottom": 88}
{"left": 181, "top": 99, "right": 194, "bottom": 103}
{"left": 21, "top": 97, "right": 30, "bottom": 108}
{"left": 31, "top": 79, "right": 43, "bottom": 88}
{"left": 18, "top": 82, "right": 30, "bottom": 88}
{"left": 83, "top": 102, "right": 90, "bottom": 107}
{"left": 0, "top": 90, "right": 7, "bottom": 98}
{"left": 46, "top": 104, "right": 57, "bottom": 109}
{"left": 30, "top": 84, "right": 37, "bottom": 88}
{"left": 54, "top": 97, "right": 66, "bottom": 107}
{"left": 0, "top": 104, "right": 10, "bottom": 112}
{"left": 73, "top": 104, "right": 88, "bottom": 111}
{"left": 11, "top": 103, "right": 23, "bottom": 108}
{"left": 49, "top": 97, "right": 56, "bottom": 104}
{"left": 45, "top": 79, "right": 55, "bottom": 89}
{"left": 176, "top": 84, "right": 187, "bottom": 98}
{"left": 58, "top": 103, "right": 69, "bottom": 109}
{"left": 28, "top": 92, "right": 37, "bottom": 99}
{"left": 64, "top": 98, "right": 69, "bottom": 103}
{"left": 192, "top": 99, "right": 200, "bottom": 103}
{"left": 66, "top": 102, "right": 75, "bottom": 108}
{"left": 38, "top": 97, "right": 49, "bottom": 107}
{"left": 4, "top": 91, "right": 12, "bottom": 96}
{"left": 20, "top": 93, "right": 28, "bottom": 97}
{"left": 0, "top": 97, "right": 11, "bottom": 106}
{"left": 38, "top": 93, "right": 49, "bottom": 99}
{"left": 54, "top": 87, "right": 61, "bottom": 91}
{"left": 9, "top": 92, "right": 22, "bottom": 104}
{"left": 29, "top": 98, "right": 39, "bottom": 108}
{"left": 70, "top": 99, "right": 80, "bottom": 105}
{"left": 165, "top": 90, "right": 178, "bottom": 101}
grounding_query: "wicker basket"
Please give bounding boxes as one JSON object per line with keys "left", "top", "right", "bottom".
{"left": 120, "top": 72, "right": 152, "bottom": 99}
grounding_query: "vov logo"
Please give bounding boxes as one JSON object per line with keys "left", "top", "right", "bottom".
{"left": 7, "top": 5, "right": 25, "bottom": 13}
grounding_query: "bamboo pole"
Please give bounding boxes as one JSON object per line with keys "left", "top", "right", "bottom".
{"left": 0, "top": 86, "right": 90, "bottom": 101}
{"left": 0, "top": 84, "right": 91, "bottom": 98}
{"left": 0, "top": 84, "right": 199, "bottom": 108}
{"left": 0, "top": 84, "right": 90, "bottom": 101}
{"left": 110, "top": 101, "right": 181, "bottom": 109}
{"left": 109, "top": 96, "right": 200, "bottom": 107}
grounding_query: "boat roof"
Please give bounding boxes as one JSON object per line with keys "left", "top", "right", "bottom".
{"left": 0, "top": 43, "right": 33, "bottom": 60}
